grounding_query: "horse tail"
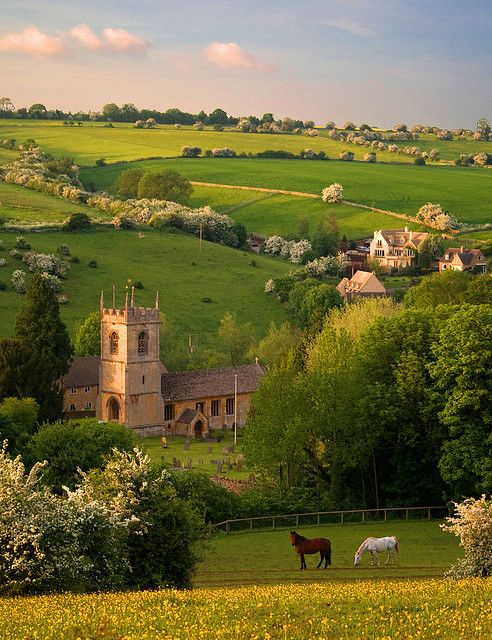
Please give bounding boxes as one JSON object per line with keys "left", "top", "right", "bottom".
{"left": 327, "top": 541, "right": 332, "bottom": 565}
{"left": 394, "top": 537, "right": 400, "bottom": 554}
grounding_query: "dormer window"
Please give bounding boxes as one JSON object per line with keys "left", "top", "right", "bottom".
{"left": 109, "top": 331, "right": 119, "bottom": 355}
{"left": 138, "top": 331, "right": 149, "bottom": 355}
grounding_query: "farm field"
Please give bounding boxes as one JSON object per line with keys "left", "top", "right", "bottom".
{"left": 0, "top": 229, "right": 291, "bottom": 348}
{"left": 1, "top": 120, "right": 491, "bottom": 165}
{"left": 196, "top": 521, "right": 459, "bottom": 586}
{"left": 81, "top": 157, "right": 492, "bottom": 225}
{"left": 1, "top": 578, "right": 490, "bottom": 640}
{"left": 0, "top": 181, "right": 109, "bottom": 225}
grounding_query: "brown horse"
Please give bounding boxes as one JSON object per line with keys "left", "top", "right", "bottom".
{"left": 290, "top": 530, "right": 331, "bottom": 570}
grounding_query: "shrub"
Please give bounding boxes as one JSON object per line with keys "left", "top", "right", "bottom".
{"left": 473, "top": 152, "right": 489, "bottom": 166}
{"left": 11, "top": 270, "right": 27, "bottom": 293}
{"left": 442, "top": 495, "right": 492, "bottom": 578}
{"left": 211, "top": 148, "right": 236, "bottom": 157}
{"left": 112, "top": 216, "right": 137, "bottom": 230}
{"left": 339, "top": 151, "right": 354, "bottom": 161}
{"left": 137, "top": 170, "right": 192, "bottom": 204}
{"left": 415, "top": 157, "right": 426, "bottom": 165}
{"left": 133, "top": 281, "right": 144, "bottom": 289}
{"left": 321, "top": 183, "right": 343, "bottom": 203}
{"left": 9, "top": 249, "right": 24, "bottom": 260}
{"left": 181, "top": 146, "right": 201, "bottom": 158}
{"left": 0, "top": 281, "right": 6, "bottom": 291}
{"left": 63, "top": 212, "right": 91, "bottom": 232}
{"left": 455, "top": 154, "right": 474, "bottom": 166}
{"left": 0, "top": 259, "right": 6, "bottom": 267}
{"left": 416, "top": 202, "right": 456, "bottom": 230}
{"left": 58, "top": 295, "right": 69, "bottom": 304}
{"left": 95, "top": 158, "right": 106, "bottom": 166}
{"left": 15, "top": 237, "right": 31, "bottom": 250}
{"left": 23, "top": 253, "right": 68, "bottom": 278}
{"left": 88, "top": 260, "right": 97, "bottom": 268}
{"left": 169, "top": 471, "right": 240, "bottom": 524}
{"left": 69, "top": 256, "right": 80, "bottom": 264}
{"left": 256, "top": 149, "right": 296, "bottom": 159}
{"left": 363, "top": 152, "right": 376, "bottom": 163}
{"left": 343, "top": 122, "right": 356, "bottom": 130}
{"left": 56, "top": 244, "right": 70, "bottom": 256}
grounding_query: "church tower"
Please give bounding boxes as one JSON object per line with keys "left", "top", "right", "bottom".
{"left": 98, "top": 288, "right": 164, "bottom": 435}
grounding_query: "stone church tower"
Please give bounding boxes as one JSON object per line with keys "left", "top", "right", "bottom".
{"left": 98, "top": 288, "right": 164, "bottom": 435}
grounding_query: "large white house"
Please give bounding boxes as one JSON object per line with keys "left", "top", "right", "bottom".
{"left": 369, "top": 227, "right": 429, "bottom": 270}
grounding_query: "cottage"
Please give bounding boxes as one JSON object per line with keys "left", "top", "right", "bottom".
{"left": 336, "top": 270, "right": 387, "bottom": 302}
{"left": 63, "top": 291, "right": 264, "bottom": 436}
{"left": 369, "top": 227, "right": 429, "bottom": 270}
{"left": 439, "top": 247, "right": 488, "bottom": 273}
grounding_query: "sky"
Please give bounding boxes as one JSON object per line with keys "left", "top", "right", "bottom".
{"left": 1, "top": 0, "right": 490, "bottom": 128}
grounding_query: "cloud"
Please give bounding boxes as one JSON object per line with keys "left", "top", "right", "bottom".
{"left": 204, "top": 42, "right": 270, "bottom": 71}
{"left": 323, "top": 17, "right": 375, "bottom": 36}
{"left": 0, "top": 26, "right": 64, "bottom": 56}
{"left": 70, "top": 24, "right": 102, "bottom": 51}
{"left": 101, "top": 28, "right": 150, "bottom": 53}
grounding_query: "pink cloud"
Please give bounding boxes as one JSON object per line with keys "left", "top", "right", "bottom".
{"left": 102, "top": 28, "right": 149, "bottom": 53}
{"left": 0, "top": 26, "right": 64, "bottom": 56}
{"left": 204, "top": 42, "right": 269, "bottom": 71}
{"left": 70, "top": 24, "right": 102, "bottom": 51}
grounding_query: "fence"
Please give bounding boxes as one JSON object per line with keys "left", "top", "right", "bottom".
{"left": 213, "top": 506, "right": 449, "bottom": 534}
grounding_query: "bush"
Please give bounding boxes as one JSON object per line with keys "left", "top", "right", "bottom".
{"left": 442, "top": 496, "right": 492, "bottom": 577}
{"left": 95, "top": 158, "right": 107, "bottom": 166}
{"left": 0, "top": 259, "right": 6, "bottom": 267}
{"left": 181, "top": 146, "right": 201, "bottom": 158}
{"left": 363, "top": 152, "right": 377, "bottom": 163}
{"left": 321, "top": 183, "right": 343, "bottom": 203}
{"left": 15, "top": 237, "right": 31, "bottom": 250}
{"left": 88, "top": 260, "right": 97, "bottom": 268}
{"left": 339, "top": 151, "right": 354, "bottom": 161}
{"left": 56, "top": 244, "right": 70, "bottom": 256}
{"left": 0, "top": 282, "right": 6, "bottom": 291}
{"left": 416, "top": 202, "right": 456, "bottom": 230}
{"left": 11, "top": 270, "right": 26, "bottom": 293}
{"left": 256, "top": 149, "right": 296, "bottom": 159}
{"left": 69, "top": 255, "right": 80, "bottom": 264}
{"left": 63, "top": 212, "right": 91, "bottom": 232}
{"left": 133, "top": 281, "right": 144, "bottom": 289}
{"left": 211, "top": 148, "right": 236, "bottom": 157}
{"left": 415, "top": 157, "right": 426, "bottom": 165}
{"left": 169, "top": 471, "right": 240, "bottom": 524}
{"left": 137, "top": 170, "right": 192, "bottom": 204}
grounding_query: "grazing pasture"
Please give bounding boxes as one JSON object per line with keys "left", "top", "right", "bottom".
{"left": 81, "top": 157, "right": 492, "bottom": 225}
{"left": 0, "top": 229, "right": 291, "bottom": 346}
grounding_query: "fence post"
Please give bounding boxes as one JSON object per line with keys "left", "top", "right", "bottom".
{"left": 317, "top": 513, "right": 320, "bottom": 526}
{"left": 272, "top": 516, "right": 275, "bottom": 529}
{"left": 406, "top": 509, "right": 409, "bottom": 521}
{"left": 341, "top": 512, "right": 344, "bottom": 524}
{"left": 296, "top": 514, "right": 299, "bottom": 527}
{"left": 428, "top": 507, "right": 431, "bottom": 520}
{"left": 226, "top": 521, "right": 230, "bottom": 534}
{"left": 250, "top": 519, "right": 253, "bottom": 531}
{"left": 384, "top": 509, "right": 387, "bottom": 522}
{"left": 362, "top": 510, "right": 365, "bottom": 523}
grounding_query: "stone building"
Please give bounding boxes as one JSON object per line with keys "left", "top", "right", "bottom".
{"left": 369, "top": 227, "right": 429, "bottom": 270}
{"left": 438, "top": 247, "right": 488, "bottom": 273}
{"left": 336, "top": 270, "right": 387, "bottom": 302}
{"left": 63, "top": 291, "right": 264, "bottom": 436}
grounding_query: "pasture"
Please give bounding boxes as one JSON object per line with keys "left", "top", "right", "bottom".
{"left": 1, "top": 120, "right": 490, "bottom": 165}
{"left": 81, "top": 157, "right": 492, "bottom": 225}
{"left": 0, "top": 229, "right": 291, "bottom": 347}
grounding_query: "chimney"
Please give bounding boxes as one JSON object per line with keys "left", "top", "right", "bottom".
{"left": 409, "top": 230, "right": 413, "bottom": 240}
{"left": 404, "top": 226, "right": 408, "bottom": 233}
{"left": 460, "top": 246, "right": 464, "bottom": 253}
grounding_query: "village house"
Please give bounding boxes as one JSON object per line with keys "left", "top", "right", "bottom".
{"left": 62, "top": 291, "right": 264, "bottom": 437}
{"left": 438, "top": 247, "right": 488, "bottom": 273}
{"left": 369, "top": 227, "right": 429, "bottom": 270}
{"left": 336, "top": 270, "right": 387, "bottom": 302}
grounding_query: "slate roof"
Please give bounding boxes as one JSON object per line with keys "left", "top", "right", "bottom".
{"left": 377, "top": 229, "right": 428, "bottom": 249}
{"left": 176, "top": 408, "right": 199, "bottom": 424}
{"left": 161, "top": 363, "right": 265, "bottom": 401}
{"left": 63, "top": 356, "right": 100, "bottom": 388}
{"left": 440, "top": 248, "right": 486, "bottom": 266}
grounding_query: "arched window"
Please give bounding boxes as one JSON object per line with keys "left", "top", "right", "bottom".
{"left": 137, "top": 331, "right": 149, "bottom": 355}
{"left": 108, "top": 397, "right": 120, "bottom": 421}
{"left": 109, "top": 331, "right": 119, "bottom": 355}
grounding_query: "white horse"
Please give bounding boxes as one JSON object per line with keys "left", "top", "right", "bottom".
{"left": 354, "top": 536, "right": 400, "bottom": 566}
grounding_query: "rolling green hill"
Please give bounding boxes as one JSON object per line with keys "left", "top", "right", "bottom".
{"left": 0, "top": 228, "right": 291, "bottom": 353}
{"left": 81, "top": 157, "right": 492, "bottom": 225}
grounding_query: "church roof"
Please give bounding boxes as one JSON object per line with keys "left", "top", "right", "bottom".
{"left": 63, "top": 356, "right": 100, "bottom": 388}
{"left": 161, "top": 363, "right": 265, "bottom": 401}
{"left": 175, "top": 408, "right": 200, "bottom": 424}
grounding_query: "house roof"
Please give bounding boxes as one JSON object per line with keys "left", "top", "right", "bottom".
{"left": 63, "top": 356, "right": 100, "bottom": 388}
{"left": 337, "top": 270, "right": 386, "bottom": 294}
{"left": 161, "top": 363, "right": 265, "bottom": 401}
{"left": 440, "top": 248, "right": 486, "bottom": 266}
{"left": 377, "top": 229, "right": 429, "bottom": 249}
{"left": 176, "top": 408, "right": 199, "bottom": 424}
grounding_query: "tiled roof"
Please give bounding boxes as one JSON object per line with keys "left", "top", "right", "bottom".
{"left": 176, "top": 408, "right": 199, "bottom": 424}
{"left": 161, "top": 363, "right": 265, "bottom": 401}
{"left": 378, "top": 229, "right": 428, "bottom": 248}
{"left": 63, "top": 356, "right": 100, "bottom": 388}
{"left": 441, "top": 248, "right": 486, "bottom": 266}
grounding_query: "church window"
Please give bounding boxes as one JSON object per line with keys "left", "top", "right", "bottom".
{"left": 226, "top": 398, "right": 235, "bottom": 415}
{"left": 142, "top": 375, "right": 145, "bottom": 385}
{"left": 109, "top": 331, "right": 119, "bottom": 355}
{"left": 211, "top": 399, "right": 220, "bottom": 417}
{"left": 138, "top": 331, "right": 149, "bottom": 355}
{"left": 69, "top": 403, "right": 76, "bottom": 411}
{"left": 164, "top": 403, "right": 174, "bottom": 421}
{"left": 85, "top": 402, "right": 92, "bottom": 410}
{"left": 84, "top": 385, "right": 91, "bottom": 393}
{"left": 70, "top": 386, "right": 77, "bottom": 394}
{"left": 196, "top": 401, "right": 204, "bottom": 413}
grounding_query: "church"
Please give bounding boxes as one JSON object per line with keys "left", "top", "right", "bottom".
{"left": 63, "top": 290, "right": 264, "bottom": 437}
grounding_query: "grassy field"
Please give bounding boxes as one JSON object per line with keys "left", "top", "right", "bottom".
{"left": 2, "top": 119, "right": 491, "bottom": 166}
{"left": 196, "top": 520, "right": 459, "bottom": 587}
{"left": 81, "top": 157, "right": 492, "bottom": 225}
{"left": 0, "top": 229, "right": 291, "bottom": 348}
{"left": 1, "top": 578, "right": 490, "bottom": 639}
{"left": 0, "top": 181, "right": 109, "bottom": 224}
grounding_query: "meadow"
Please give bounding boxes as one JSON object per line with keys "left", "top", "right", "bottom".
{"left": 81, "top": 157, "right": 492, "bottom": 225}
{"left": 1, "top": 119, "right": 490, "bottom": 165}
{"left": 0, "top": 228, "right": 291, "bottom": 346}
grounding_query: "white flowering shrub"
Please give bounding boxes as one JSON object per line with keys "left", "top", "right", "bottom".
{"left": 302, "top": 148, "right": 316, "bottom": 159}
{"left": 23, "top": 252, "right": 69, "bottom": 278}
{"left": 388, "top": 144, "right": 398, "bottom": 153}
{"left": 416, "top": 202, "right": 457, "bottom": 230}
{"left": 134, "top": 120, "right": 145, "bottom": 128}
{"left": 40, "top": 272, "right": 62, "bottom": 293}
{"left": 263, "top": 235, "right": 287, "bottom": 255}
{"left": 193, "top": 121, "right": 203, "bottom": 130}
{"left": 11, "top": 270, "right": 26, "bottom": 293}
{"left": 0, "top": 259, "right": 6, "bottom": 267}
{"left": 289, "top": 240, "right": 312, "bottom": 263}
{"left": 442, "top": 495, "right": 492, "bottom": 577}
{"left": 305, "top": 128, "right": 318, "bottom": 137}
{"left": 321, "top": 183, "right": 343, "bottom": 203}
{"left": 211, "top": 147, "right": 236, "bottom": 157}
{"left": 236, "top": 118, "right": 257, "bottom": 133}
{"left": 437, "top": 129, "right": 453, "bottom": 140}
{"left": 264, "top": 279, "right": 276, "bottom": 294}
{"left": 473, "top": 152, "right": 488, "bottom": 166}
{"left": 303, "top": 252, "right": 348, "bottom": 277}
{"left": 363, "top": 152, "right": 377, "bottom": 163}
{"left": 339, "top": 151, "right": 354, "bottom": 161}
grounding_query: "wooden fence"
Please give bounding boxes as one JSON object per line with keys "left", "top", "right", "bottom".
{"left": 213, "top": 506, "right": 448, "bottom": 534}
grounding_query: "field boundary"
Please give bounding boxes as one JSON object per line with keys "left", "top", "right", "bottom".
{"left": 213, "top": 505, "right": 448, "bottom": 533}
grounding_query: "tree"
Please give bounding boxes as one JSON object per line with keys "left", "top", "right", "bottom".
{"left": 28, "top": 103, "right": 47, "bottom": 117}
{"left": 208, "top": 108, "right": 228, "bottom": 126}
{"left": 404, "top": 270, "right": 474, "bottom": 308}
{"left": 120, "top": 103, "right": 139, "bottom": 122}
{"left": 429, "top": 305, "right": 492, "bottom": 497}
{"left": 0, "top": 397, "right": 39, "bottom": 457}
{"left": 0, "top": 97, "right": 14, "bottom": 112}
{"left": 27, "top": 419, "right": 137, "bottom": 490}
{"left": 74, "top": 311, "right": 100, "bottom": 356}
{"left": 114, "top": 168, "right": 144, "bottom": 199}
{"left": 416, "top": 202, "right": 456, "bottom": 230}
{"left": 0, "top": 338, "right": 28, "bottom": 399}
{"left": 251, "top": 322, "right": 299, "bottom": 367}
{"left": 137, "top": 170, "right": 192, "bottom": 204}
{"left": 218, "top": 312, "right": 256, "bottom": 366}
{"left": 63, "top": 212, "right": 91, "bottom": 231}
{"left": 15, "top": 273, "right": 72, "bottom": 422}
{"left": 475, "top": 118, "right": 491, "bottom": 141}
{"left": 416, "top": 235, "right": 444, "bottom": 269}
{"left": 321, "top": 183, "right": 343, "bottom": 203}
{"left": 101, "top": 103, "right": 121, "bottom": 121}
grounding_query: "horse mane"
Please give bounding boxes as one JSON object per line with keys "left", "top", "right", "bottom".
{"left": 294, "top": 532, "right": 308, "bottom": 543}
{"left": 356, "top": 537, "right": 372, "bottom": 554}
